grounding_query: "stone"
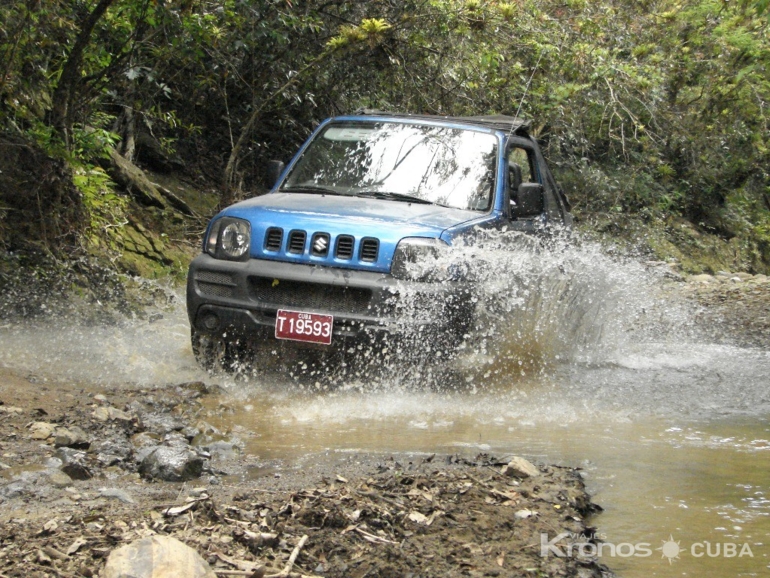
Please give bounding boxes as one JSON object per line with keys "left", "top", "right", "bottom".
{"left": 93, "top": 394, "right": 108, "bottom": 403}
{"left": 56, "top": 448, "right": 92, "bottom": 481}
{"left": 53, "top": 426, "right": 90, "bottom": 449}
{"left": 139, "top": 446, "right": 204, "bottom": 482}
{"left": 131, "top": 432, "right": 161, "bottom": 449}
{"left": 163, "top": 432, "right": 191, "bottom": 448}
{"left": 140, "top": 413, "right": 185, "bottom": 435}
{"left": 103, "top": 535, "right": 216, "bottom": 578}
{"left": 689, "top": 274, "right": 716, "bottom": 284}
{"left": 92, "top": 437, "right": 132, "bottom": 466}
{"left": 29, "top": 422, "right": 56, "bottom": 440}
{"left": 48, "top": 471, "right": 74, "bottom": 488}
{"left": 93, "top": 406, "right": 133, "bottom": 422}
{"left": 0, "top": 406, "right": 23, "bottom": 415}
{"left": 177, "top": 381, "right": 208, "bottom": 398}
{"left": 98, "top": 488, "right": 135, "bottom": 504}
{"left": 501, "top": 456, "right": 540, "bottom": 478}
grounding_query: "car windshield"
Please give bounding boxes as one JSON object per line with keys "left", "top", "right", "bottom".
{"left": 281, "top": 121, "right": 497, "bottom": 212}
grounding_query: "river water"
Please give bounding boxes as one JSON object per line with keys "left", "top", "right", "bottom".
{"left": 0, "top": 239, "right": 768, "bottom": 577}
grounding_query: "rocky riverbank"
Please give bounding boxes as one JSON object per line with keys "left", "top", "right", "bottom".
{"left": 1, "top": 261, "right": 767, "bottom": 577}
{"left": 0, "top": 369, "right": 614, "bottom": 578}
{"left": 682, "top": 270, "right": 770, "bottom": 348}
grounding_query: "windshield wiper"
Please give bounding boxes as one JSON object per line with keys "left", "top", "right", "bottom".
{"left": 355, "top": 191, "right": 435, "bottom": 205}
{"left": 280, "top": 184, "right": 342, "bottom": 195}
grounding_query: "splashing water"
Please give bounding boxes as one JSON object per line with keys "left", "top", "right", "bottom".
{"left": 0, "top": 234, "right": 690, "bottom": 390}
{"left": 1, "top": 237, "right": 769, "bottom": 578}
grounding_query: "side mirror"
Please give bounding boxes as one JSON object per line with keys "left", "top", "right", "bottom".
{"left": 512, "top": 183, "right": 544, "bottom": 218}
{"left": 265, "top": 160, "right": 285, "bottom": 189}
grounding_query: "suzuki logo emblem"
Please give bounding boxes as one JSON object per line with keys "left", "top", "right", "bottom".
{"left": 313, "top": 236, "right": 328, "bottom": 253}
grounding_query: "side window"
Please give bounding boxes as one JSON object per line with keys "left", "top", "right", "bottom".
{"left": 507, "top": 146, "right": 543, "bottom": 220}
{"left": 508, "top": 147, "right": 535, "bottom": 187}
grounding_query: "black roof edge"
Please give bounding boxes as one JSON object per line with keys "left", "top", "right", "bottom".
{"left": 352, "top": 109, "right": 532, "bottom": 135}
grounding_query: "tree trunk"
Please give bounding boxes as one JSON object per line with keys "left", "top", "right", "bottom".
{"left": 50, "top": 0, "right": 118, "bottom": 149}
{"left": 222, "top": 51, "right": 330, "bottom": 204}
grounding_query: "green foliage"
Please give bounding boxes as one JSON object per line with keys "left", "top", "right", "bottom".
{"left": 71, "top": 164, "right": 127, "bottom": 247}
{"left": 0, "top": 0, "right": 769, "bottom": 269}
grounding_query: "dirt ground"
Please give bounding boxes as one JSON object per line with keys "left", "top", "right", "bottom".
{"left": 680, "top": 271, "right": 770, "bottom": 348}
{"left": 0, "top": 369, "right": 614, "bottom": 578}
{"left": 1, "top": 271, "right": 767, "bottom": 578}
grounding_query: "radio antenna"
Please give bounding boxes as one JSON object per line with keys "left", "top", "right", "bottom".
{"left": 510, "top": 49, "right": 545, "bottom": 137}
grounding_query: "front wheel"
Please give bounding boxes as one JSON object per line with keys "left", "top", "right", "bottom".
{"left": 191, "top": 329, "right": 228, "bottom": 372}
{"left": 191, "top": 329, "right": 254, "bottom": 373}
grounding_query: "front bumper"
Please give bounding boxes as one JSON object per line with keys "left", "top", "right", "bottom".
{"left": 186, "top": 254, "right": 472, "bottom": 345}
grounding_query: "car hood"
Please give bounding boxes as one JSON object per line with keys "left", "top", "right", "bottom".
{"left": 220, "top": 193, "right": 482, "bottom": 273}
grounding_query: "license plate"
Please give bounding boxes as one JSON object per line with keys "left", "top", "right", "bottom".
{"left": 275, "top": 309, "right": 333, "bottom": 345}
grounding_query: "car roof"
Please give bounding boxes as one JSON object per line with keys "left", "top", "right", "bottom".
{"left": 351, "top": 109, "right": 532, "bottom": 136}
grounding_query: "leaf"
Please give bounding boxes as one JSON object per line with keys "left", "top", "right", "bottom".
{"left": 66, "top": 537, "right": 88, "bottom": 555}
{"left": 407, "top": 511, "right": 429, "bottom": 524}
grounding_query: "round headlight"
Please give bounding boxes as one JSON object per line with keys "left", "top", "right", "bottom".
{"left": 391, "top": 237, "right": 451, "bottom": 282}
{"left": 220, "top": 221, "right": 250, "bottom": 258}
{"left": 205, "top": 218, "right": 251, "bottom": 260}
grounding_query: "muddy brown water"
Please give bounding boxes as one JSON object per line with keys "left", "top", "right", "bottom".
{"left": 1, "top": 242, "right": 768, "bottom": 577}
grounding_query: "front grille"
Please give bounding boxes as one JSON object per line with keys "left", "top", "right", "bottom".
{"left": 335, "top": 235, "right": 354, "bottom": 259}
{"left": 360, "top": 238, "right": 379, "bottom": 262}
{"left": 264, "top": 227, "right": 283, "bottom": 251}
{"left": 197, "top": 282, "right": 234, "bottom": 298}
{"left": 288, "top": 230, "right": 306, "bottom": 254}
{"left": 195, "top": 271, "right": 234, "bottom": 285}
{"left": 261, "top": 228, "right": 380, "bottom": 265}
{"left": 249, "top": 277, "right": 373, "bottom": 316}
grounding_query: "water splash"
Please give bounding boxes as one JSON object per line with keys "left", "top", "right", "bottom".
{"left": 0, "top": 233, "right": 692, "bottom": 391}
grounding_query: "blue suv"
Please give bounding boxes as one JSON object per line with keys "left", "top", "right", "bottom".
{"left": 186, "top": 112, "right": 572, "bottom": 370}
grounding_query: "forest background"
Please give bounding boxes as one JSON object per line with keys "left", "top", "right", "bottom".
{"left": 1, "top": 0, "right": 769, "bottom": 281}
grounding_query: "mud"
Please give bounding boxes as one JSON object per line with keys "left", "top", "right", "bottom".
{"left": 0, "top": 370, "right": 613, "bottom": 578}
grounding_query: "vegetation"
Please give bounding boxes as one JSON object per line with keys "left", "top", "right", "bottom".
{"left": 0, "top": 0, "right": 769, "bottom": 272}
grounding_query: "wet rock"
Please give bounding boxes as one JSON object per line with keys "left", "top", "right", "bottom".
{"left": 140, "top": 413, "right": 185, "bottom": 435}
{"left": 103, "top": 535, "right": 216, "bottom": 578}
{"left": 56, "top": 448, "right": 92, "bottom": 480}
{"left": 29, "top": 422, "right": 56, "bottom": 440}
{"left": 192, "top": 433, "right": 243, "bottom": 461}
{"left": 0, "top": 470, "right": 49, "bottom": 499}
{"left": 93, "top": 406, "right": 133, "bottom": 422}
{"left": 139, "top": 446, "right": 203, "bottom": 482}
{"left": 205, "top": 440, "right": 240, "bottom": 461}
{"left": 689, "top": 274, "right": 716, "bottom": 284}
{"left": 134, "top": 444, "right": 161, "bottom": 464}
{"left": 0, "top": 479, "right": 29, "bottom": 499}
{"left": 181, "top": 426, "right": 200, "bottom": 441}
{"left": 47, "top": 470, "right": 74, "bottom": 488}
{"left": 501, "top": 456, "right": 540, "bottom": 478}
{"left": 163, "top": 431, "right": 191, "bottom": 448}
{"left": 53, "top": 426, "right": 90, "bottom": 449}
{"left": 131, "top": 431, "right": 161, "bottom": 449}
{"left": 98, "top": 488, "right": 135, "bottom": 504}
{"left": 93, "top": 437, "right": 132, "bottom": 467}
{"left": 177, "top": 381, "right": 208, "bottom": 398}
